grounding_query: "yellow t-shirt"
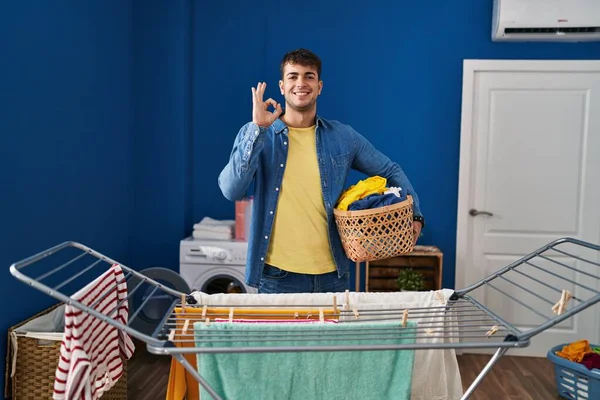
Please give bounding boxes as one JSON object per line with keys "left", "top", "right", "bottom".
{"left": 265, "top": 125, "right": 336, "bottom": 274}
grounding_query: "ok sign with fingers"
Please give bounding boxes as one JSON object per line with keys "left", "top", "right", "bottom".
{"left": 252, "top": 82, "right": 282, "bottom": 128}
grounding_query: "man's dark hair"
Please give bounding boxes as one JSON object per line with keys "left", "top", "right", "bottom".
{"left": 280, "top": 48, "right": 322, "bottom": 79}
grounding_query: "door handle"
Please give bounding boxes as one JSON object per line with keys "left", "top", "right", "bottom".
{"left": 469, "top": 209, "right": 493, "bottom": 217}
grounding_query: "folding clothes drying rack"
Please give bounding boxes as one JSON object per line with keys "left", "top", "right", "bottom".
{"left": 8, "top": 237, "right": 600, "bottom": 400}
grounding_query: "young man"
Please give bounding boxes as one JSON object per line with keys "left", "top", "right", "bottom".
{"left": 218, "top": 48, "right": 424, "bottom": 294}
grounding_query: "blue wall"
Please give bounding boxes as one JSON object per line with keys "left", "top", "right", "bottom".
{"left": 130, "top": 0, "right": 193, "bottom": 274}
{"left": 0, "top": 1, "right": 133, "bottom": 394}
{"left": 192, "top": 0, "right": 600, "bottom": 290}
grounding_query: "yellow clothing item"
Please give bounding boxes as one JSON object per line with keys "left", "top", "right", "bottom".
{"left": 335, "top": 176, "right": 387, "bottom": 210}
{"left": 166, "top": 309, "right": 200, "bottom": 400}
{"left": 556, "top": 339, "right": 591, "bottom": 362}
{"left": 165, "top": 305, "right": 340, "bottom": 400}
{"left": 265, "top": 125, "right": 336, "bottom": 274}
{"left": 166, "top": 353, "right": 198, "bottom": 400}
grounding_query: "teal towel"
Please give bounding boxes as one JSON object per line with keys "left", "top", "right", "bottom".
{"left": 194, "top": 320, "right": 417, "bottom": 400}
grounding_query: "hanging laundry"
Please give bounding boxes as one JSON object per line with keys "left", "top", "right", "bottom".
{"left": 194, "top": 320, "right": 417, "bottom": 400}
{"left": 166, "top": 341, "right": 199, "bottom": 400}
{"left": 335, "top": 176, "right": 387, "bottom": 210}
{"left": 165, "top": 306, "right": 340, "bottom": 400}
{"left": 53, "top": 264, "right": 135, "bottom": 400}
{"left": 213, "top": 318, "right": 339, "bottom": 323}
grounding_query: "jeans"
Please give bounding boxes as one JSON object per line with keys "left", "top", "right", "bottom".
{"left": 258, "top": 264, "right": 350, "bottom": 294}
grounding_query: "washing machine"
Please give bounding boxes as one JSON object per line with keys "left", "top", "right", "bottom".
{"left": 179, "top": 236, "right": 257, "bottom": 294}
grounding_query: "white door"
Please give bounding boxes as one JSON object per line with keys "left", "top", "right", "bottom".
{"left": 455, "top": 60, "right": 600, "bottom": 357}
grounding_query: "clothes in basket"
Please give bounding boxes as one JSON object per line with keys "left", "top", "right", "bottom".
{"left": 348, "top": 192, "right": 405, "bottom": 211}
{"left": 335, "top": 175, "right": 387, "bottom": 210}
{"left": 554, "top": 339, "right": 600, "bottom": 369}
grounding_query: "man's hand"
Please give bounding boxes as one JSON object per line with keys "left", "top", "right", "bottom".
{"left": 412, "top": 221, "right": 422, "bottom": 245}
{"left": 252, "top": 82, "right": 282, "bottom": 128}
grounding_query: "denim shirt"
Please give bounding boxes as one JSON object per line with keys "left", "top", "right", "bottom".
{"left": 218, "top": 115, "right": 423, "bottom": 288}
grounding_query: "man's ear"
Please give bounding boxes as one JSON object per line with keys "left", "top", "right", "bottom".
{"left": 318, "top": 80, "right": 323, "bottom": 95}
{"left": 279, "top": 80, "right": 284, "bottom": 95}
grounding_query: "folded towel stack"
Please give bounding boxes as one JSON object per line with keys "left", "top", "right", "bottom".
{"left": 192, "top": 217, "right": 235, "bottom": 240}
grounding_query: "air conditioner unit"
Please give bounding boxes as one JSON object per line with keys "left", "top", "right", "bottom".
{"left": 492, "top": 0, "right": 600, "bottom": 42}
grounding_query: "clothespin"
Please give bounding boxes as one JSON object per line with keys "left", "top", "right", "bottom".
{"left": 552, "top": 290, "right": 572, "bottom": 315}
{"left": 344, "top": 290, "right": 350, "bottom": 311}
{"left": 319, "top": 308, "right": 324, "bottom": 323}
{"left": 402, "top": 309, "right": 408, "bottom": 327}
{"left": 352, "top": 308, "right": 359, "bottom": 319}
{"left": 205, "top": 317, "right": 211, "bottom": 326}
{"left": 202, "top": 305, "right": 207, "bottom": 319}
{"left": 168, "top": 329, "right": 175, "bottom": 341}
{"left": 435, "top": 291, "right": 445, "bottom": 304}
{"left": 486, "top": 325, "right": 498, "bottom": 337}
{"left": 294, "top": 312, "right": 299, "bottom": 319}
{"left": 333, "top": 296, "right": 338, "bottom": 315}
{"left": 425, "top": 328, "right": 435, "bottom": 335}
{"left": 181, "top": 294, "right": 186, "bottom": 313}
{"left": 182, "top": 319, "right": 190, "bottom": 335}
{"left": 306, "top": 312, "right": 312, "bottom": 320}
{"left": 229, "top": 307, "right": 234, "bottom": 323}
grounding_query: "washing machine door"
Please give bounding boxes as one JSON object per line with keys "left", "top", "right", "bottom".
{"left": 180, "top": 262, "right": 256, "bottom": 294}
{"left": 201, "top": 272, "right": 247, "bottom": 294}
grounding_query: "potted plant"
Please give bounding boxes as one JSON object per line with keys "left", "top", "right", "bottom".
{"left": 397, "top": 268, "right": 424, "bottom": 292}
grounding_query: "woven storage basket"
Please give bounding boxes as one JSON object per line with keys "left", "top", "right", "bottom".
{"left": 4, "top": 303, "right": 127, "bottom": 399}
{"left": 333, "top": 195, "right": 415, "bottom": 262}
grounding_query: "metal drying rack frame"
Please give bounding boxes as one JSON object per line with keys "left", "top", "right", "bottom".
{"left": 9, "top": 237, "right": 600, "bottom": 400}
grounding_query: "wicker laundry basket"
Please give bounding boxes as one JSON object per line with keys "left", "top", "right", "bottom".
{"left": 333, "top": 195, "right": 415, "bottom": 262}
{"left": 4, "top": 303, "right": 127, "bottom": 399}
